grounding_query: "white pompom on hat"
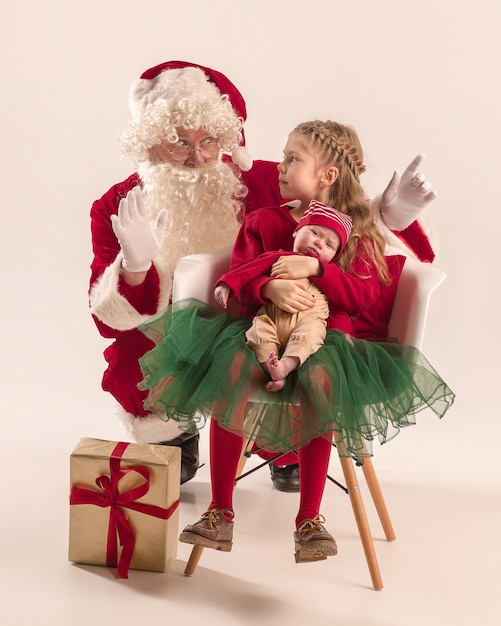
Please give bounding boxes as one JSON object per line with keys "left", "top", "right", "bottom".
{"left": 126, "top": 60, "right": 253, "bottom": 171}
{"left": 295, "top": 200, "right": 353, "bottom": 259}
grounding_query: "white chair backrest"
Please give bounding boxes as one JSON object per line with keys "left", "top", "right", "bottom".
{"left": 172, "top": 248, "right": 446, "bottom": 351}
{"left": 172, "top": 245, "right": 233, "bottom": 309}
{"left": 388, "top": 256, "right": 446, "bottom": 350}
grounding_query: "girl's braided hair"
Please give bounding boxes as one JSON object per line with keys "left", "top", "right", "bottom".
{"left": 293, "top": 120, "right": 390, "bottom": 284}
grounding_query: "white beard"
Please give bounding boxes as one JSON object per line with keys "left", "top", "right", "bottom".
{"left": 137, "top": 159, "right": 245, "bottom": 277}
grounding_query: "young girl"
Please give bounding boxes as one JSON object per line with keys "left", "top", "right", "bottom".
{"left": 138, "top": 120, "right": 454, "bottom": 563}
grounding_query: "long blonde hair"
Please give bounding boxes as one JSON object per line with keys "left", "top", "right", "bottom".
{"left": 293, "top": 120, "right": 390, "bottom": 284}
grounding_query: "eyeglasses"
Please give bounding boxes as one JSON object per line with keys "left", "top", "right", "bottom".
{"left": 167, "top": 137, "right": 220, "bottom": 162}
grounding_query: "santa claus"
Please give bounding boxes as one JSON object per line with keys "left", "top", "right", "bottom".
{"left": 89, "top": 60, "right": 437, "bottom": 487}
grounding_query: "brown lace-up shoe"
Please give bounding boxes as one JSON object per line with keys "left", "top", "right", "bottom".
{"left": 294, "top": 515, "right": 338, "bottom": 563}
{"left": 179, "top": 509, "right": 234, "bottom": 551}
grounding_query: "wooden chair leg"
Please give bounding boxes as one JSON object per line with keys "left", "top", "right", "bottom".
{"left": 336, "top": 452, "right": 384, "bottom": 590}
{"left": 359, "top": 457, "right": 396, "bottom": 541}
{"left": 183, "top": 545, "right": 204, "bottom": 576}
{"left": 183, "top": 431, "right": 391, "bottom": 588}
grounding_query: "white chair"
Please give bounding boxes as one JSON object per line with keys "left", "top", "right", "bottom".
{"left": 172, "top": 244, "right": 235, "bottom": 310}
{"left": 172, "top": 247, "right": 446, "bottom": 589}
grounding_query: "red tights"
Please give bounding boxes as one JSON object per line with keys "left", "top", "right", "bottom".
{"left": 208, "top": 419, "right": 333, "bottom": 529}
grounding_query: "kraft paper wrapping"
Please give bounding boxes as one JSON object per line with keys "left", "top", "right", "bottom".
{"left": 69, "top": 437, "right": 181, "bottom": 575}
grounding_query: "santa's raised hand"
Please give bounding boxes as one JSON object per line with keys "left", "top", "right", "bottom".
{"left": 381, "top": 155, "right": 437, "bottom": 231}
{"left": 111, "top": 186, "right": 168, "bottom": 272}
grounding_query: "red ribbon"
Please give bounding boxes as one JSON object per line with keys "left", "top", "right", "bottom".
{"left": 70, "top": 441, "right": 179, "bottom": 578}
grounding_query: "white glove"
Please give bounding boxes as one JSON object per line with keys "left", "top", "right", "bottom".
{"left": 111, "top": 186, "right": 168, "bottom": 272}
{"left": 381, "top": 155, "right": 437, "bottom": 231}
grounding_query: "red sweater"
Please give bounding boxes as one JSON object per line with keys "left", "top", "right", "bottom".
{"left": 219, "top": 249, "right": 353, "bottom": 333}
{"left": 229, "top": 204, "right": 405, "bottom": 339}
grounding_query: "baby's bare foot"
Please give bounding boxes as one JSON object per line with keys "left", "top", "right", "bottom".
{"left": 266, "top": 378, "right": 285, "bottom": 392}
{"left": 266, "top": 351, "right": 289, "bottom": 381}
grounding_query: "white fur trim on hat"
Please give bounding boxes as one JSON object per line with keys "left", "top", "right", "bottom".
{"left": 129, "top": 66, "right": 221, "bottom": 119}
{"left": 231, "top": 145, "right": 253, "bottom": 172}
{"left": 121, "top": 67, "right": 247, "bottom": 165}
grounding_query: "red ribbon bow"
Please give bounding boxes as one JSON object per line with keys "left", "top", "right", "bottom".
{"left": 70, "top": 441, "right": 179, "bottom": 578}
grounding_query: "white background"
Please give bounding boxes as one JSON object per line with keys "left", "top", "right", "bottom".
{"left": 1, "top": 2, "right": 500, "bottom": 624}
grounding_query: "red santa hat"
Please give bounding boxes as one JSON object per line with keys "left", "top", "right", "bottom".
{"left": 125, "top": 60, "right": 252, "bottom": 170}
{"left": 295, "top": 200, "right": 353, "bottom": 259}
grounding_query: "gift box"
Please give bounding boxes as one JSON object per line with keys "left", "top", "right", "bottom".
{"left": 69, "top": 437, "right": 181, "bottom": 577}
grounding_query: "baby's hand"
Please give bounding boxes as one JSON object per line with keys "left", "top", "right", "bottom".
{"left": 214, "top": 283, "right": 230, "bottom": 309}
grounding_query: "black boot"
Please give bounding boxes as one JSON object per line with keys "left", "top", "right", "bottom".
{"left": 270, "top": 462, "right": 300, "bottom": 492}
{"left": 156, "top": 433, "right": 200, "bottom": 484}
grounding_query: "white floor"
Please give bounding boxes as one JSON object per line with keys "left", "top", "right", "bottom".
{"left": 2, "top": 425, "right": 499, "bottom": 626}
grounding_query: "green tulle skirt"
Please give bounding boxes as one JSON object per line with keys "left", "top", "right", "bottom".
{"left": 138, "top": 299, "right": 455, "bottom": 457}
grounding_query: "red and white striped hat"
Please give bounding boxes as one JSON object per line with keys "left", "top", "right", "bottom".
{"left": 295, "top": 200, "right": 353, "bottom": 258}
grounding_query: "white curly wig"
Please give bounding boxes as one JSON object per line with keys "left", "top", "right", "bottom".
{"left": 120, "top": 64, "right": 252, "bottom": 170}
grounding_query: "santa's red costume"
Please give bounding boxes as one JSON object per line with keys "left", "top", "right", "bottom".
{"left": 89, "top": 60, "right": 438, "bottom": 487}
